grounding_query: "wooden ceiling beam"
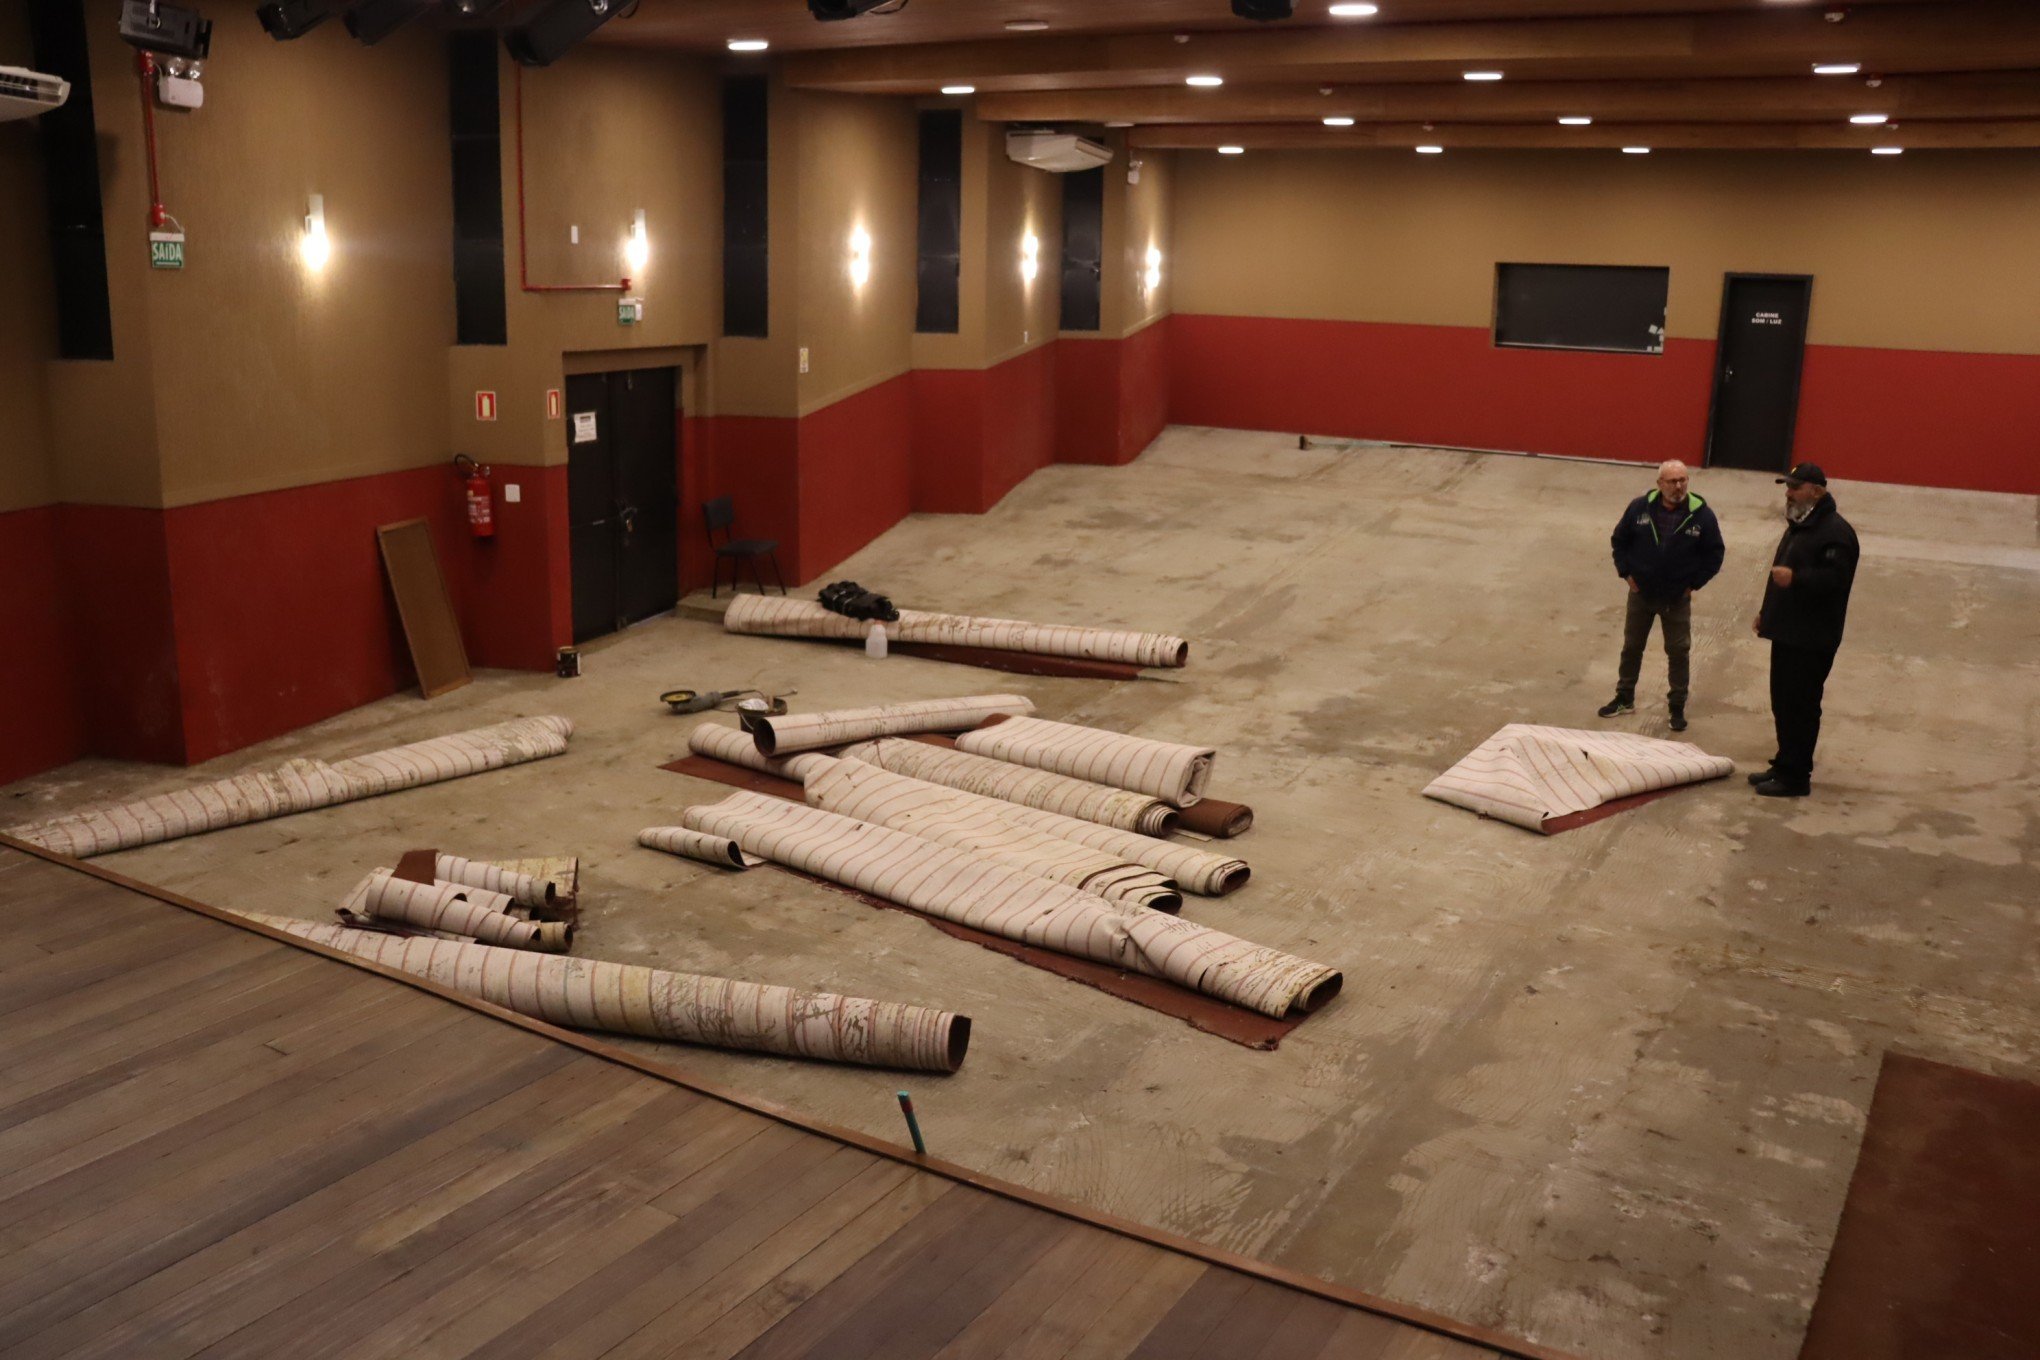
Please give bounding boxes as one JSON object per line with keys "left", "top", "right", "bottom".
{"left": 1128, "top": 119, "right": 2040, "bottom": 150}
{"left": 974, "top": 72, "right": 2040, "bottom": 126}
{"left": 780, "top": 2, "right": 2040, "bottom": 94}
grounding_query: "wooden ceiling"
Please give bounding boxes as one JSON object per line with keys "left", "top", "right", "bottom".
{"left": 590, "top": 0, "right": 2040, "bottom": 150}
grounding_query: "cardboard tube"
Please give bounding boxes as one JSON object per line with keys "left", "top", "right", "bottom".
{"left": 241, "top": 915, "right": 969, "bottom": 1072}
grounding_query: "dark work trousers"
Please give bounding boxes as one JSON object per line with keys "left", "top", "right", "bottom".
{"left": 1616, "top": 592, "right": 1691, "bottom": 706}
{"left": 1768, "top": 642, "right": 1838, "bottom": 786}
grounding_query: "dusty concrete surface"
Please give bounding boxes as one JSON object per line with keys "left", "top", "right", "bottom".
{"left": 7, "top": 428, "right": 2036, "bottom": 1360}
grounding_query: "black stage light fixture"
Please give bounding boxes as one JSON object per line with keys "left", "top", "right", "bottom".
{"left": 119, "top": 0, "right": 213, "bottom": 59}
{"left": 505, "top": 0, "right": 617, "bottom": 66}
{"left": 344, "top": 0, "right": 434, "bottom": 44}
{"left": 257, "top": 0, "right": 342, "bottom": 40}
{"left": 1231, "top": 0, "right": 1294, "bottom": 18}
{"left": 808, "top": 0, "right": 892, "bottom": 20}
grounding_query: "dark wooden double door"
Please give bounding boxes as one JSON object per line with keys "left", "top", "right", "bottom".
{"left": 567, "top": 367, "right": 679, "bottom": 643}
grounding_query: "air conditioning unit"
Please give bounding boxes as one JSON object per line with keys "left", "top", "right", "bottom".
{"left": 1005, "top": 130, "right": 1113, "bottom": 174}
{"left": 0, "top": 66, "right": 70, "bottom": 122}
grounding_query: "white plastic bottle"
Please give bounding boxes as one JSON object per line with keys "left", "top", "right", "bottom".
{"left": 865, "top": 622, "right": 888, "bottom": 658}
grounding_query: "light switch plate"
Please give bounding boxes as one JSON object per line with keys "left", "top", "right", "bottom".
{"left": 504, "top": 484, "right": 522, "bottom": 504}
{"left": 798, "top": 347, "right": 810, "bottom": 374}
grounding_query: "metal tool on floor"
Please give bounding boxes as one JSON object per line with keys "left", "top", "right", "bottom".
{"left": 659, "top": 686, "right": 794, "bottom": 716}
{"left": 896, "top": 1090, "right": 927, "bottom": 1155}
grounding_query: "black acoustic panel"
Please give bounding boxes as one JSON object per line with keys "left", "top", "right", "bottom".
{"left": 29, "top": 0, "right": 113, "bottom": 360}
{"left": 1059, "top": 167, "right": 1104, "bottom": 334}
{"left": 448, "top": 33, "right": 506, "bottom": 345}
{"left": 722, "top": 76, "right": 769, "bottom": 338}
{"left": 1494, "top": 262, "right": 1669, "bottom": 354}
{"left": 915, "top": 110, "right": 961, "bottom": 334}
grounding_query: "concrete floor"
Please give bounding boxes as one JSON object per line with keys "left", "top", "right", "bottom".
{"left": 7, "top": 427, "right": 2036, "bottom": 1360}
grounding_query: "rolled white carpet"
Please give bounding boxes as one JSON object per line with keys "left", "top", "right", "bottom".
{"left": 837, "top": 738, "right": 1178, "bottom": 837}
{"left": 724, "top": 593, "right": 1189, "bottom": 669}
{"left": 433, "top": 853, "right": 557, "bottom": 911}
{"left": 686, "top": 723, "right": 837, "bottom": 782}
{"left": 240, "top": 915, "right": 969, "bottom": 1072}
{"left": 750, "top": 695, "right": 1034, "bottom": 756}
{"left": 802, "top": 757, "right": 1180, "bottom": 913}
{"left": 1424, "top": 725, "right": 1736, "bottom": 832}
{"left": 954, "top": 715, "right": 1214, "bottom": 809}
{"left": 637, "top": 827, "right": 764, "bottom": 869}
{"left": 678, "top": 793, "right": 1336, "bottom": 1018}
{"left": 8, "top": 716, "right": 574, "bottom": 859}
{"left": 342, "top": 869, "right": 572, "bottom": 952}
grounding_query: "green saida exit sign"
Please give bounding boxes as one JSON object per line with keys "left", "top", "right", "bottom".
{"left": 150, "top": 231, "right": 185, "bottom": 270}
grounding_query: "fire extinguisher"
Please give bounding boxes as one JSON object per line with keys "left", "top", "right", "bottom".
{"left": 454, "top": 454, "right": 495, "bottom": 539}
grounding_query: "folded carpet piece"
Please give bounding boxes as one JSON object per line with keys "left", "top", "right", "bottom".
{"left": 750, "top": 695, "right": 1034, "bottom": 756}
{"left": 677, "top": 792, "right": 1335, "bottom": 1017}
{"left": 1424, "top": 725, "right": 1736, "bottom": 832}
{"left": 240, "top": 914, "right": 968, "bottom": 1071}
{"left": 724, "top": 593, "right": 1189, "bottom": 669}
{"left": 801, "top": 756, "right": 1180, "bottom": 913}
{"left": 637, "top": 826, "right": 764, "bottom": 868}
{"left": 838, "top": 737, "right": 1178, "bottom": 836}
{"left": 954, "top": 714, "right": 1214, "bottom": 808}
{"left": 8, "top": 716, "right": 574, "bottom": 859}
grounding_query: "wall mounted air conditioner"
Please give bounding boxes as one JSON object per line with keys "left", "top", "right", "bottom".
{"left": 1005, "top": 130, "right": 1113, "bottom": 174}
{"left": 0, "top": 66, "right": 70, "bottom": 122}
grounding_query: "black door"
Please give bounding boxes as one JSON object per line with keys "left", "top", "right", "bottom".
{"left": 1704, "top": 274, "right": 1812, "bottom": 473}
{"left": 566, "top": 367, "right": 679, "bottom": 643}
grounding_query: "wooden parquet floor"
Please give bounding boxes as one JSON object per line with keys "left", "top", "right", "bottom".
{"left": 0, "top": 840, "right": 1567, "bottom": 1360}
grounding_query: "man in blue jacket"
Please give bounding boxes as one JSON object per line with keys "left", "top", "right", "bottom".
{"left": 1598, "top": 460, "right": 1726, "bottom": 732}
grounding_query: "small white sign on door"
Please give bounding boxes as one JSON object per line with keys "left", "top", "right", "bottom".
{"left": 572, "top": 411, "right": 598, "bottom": 444}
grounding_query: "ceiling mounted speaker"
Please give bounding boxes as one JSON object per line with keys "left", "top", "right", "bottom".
{"left": 506, "top": 0, "right": 617, "bottom": 66}
{"left": 1231, "top": 0, "right": 1294, "bottom": 18}
{"left": 808, "top": 0, "right": 892, "bottom": 19}
{"left": 344, "top": 0, "right": 433, "bottom": 45}
{"left": 255, "top": 0, "right": 341, "bottom": 40}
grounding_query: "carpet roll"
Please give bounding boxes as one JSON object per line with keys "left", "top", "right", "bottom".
{"left": 954, "top": 715, "right": 1214, "bottom": 809}
{"left": 749, "top": 695, "right": 1034, "bottom": 756}
{"left": 724, "top": 593, "right": 1188, "bottom": 669}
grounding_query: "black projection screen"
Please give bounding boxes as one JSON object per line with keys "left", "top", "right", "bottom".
{"left": 1493, "top": 263, "right": 1669, "bottom": 355}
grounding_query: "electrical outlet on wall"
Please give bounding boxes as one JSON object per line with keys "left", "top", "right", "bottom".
{"left": 1023, "top": 329, "right": 1030, "bottom": 344}
{"left": 798, "top": 347, "right": 810, "bottom": 374}
{"left": 569, "top": 225, "right": 579, "bottom": 245}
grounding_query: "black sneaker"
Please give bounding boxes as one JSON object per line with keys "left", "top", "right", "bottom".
{"left": 1668, "top": 707, "right": 1687, "bottom": 733}
{"left": 1754, "top": 777, "right": 1810, "bottom": 798}
{"left": 1597, "top": 696, "right": 1634, "bottom": 718}
{"left": 1746, "top": 767, "right": 1778, "bottom": 786}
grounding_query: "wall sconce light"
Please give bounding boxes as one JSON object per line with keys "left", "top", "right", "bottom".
{"left": 624, "top": 209, "right": 649, "bottom": 273}
{"left": 1143, "top": 244, "right": 1162, "bottom": 294}
{"left": 1020, "top": 231, "right": 1039, "bottom": 283}
{"left": 300, "top": 193, "right": 331, "bottom": 270}
{"left": 848, "top": 225, "right": 872, "bottom": 287}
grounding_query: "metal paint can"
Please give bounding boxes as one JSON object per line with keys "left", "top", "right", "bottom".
{"left": 555, "top": 647, "right": 581, "bottom": 678}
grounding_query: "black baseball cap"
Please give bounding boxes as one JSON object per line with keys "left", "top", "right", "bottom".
{"left": 1777, "top": 463, "right": 1827, "bottom": 487}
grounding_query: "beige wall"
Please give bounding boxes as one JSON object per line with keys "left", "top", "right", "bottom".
{"left": 1114, "top": 145, "right": 1172, "bottom": 338}
{"left": 0, "top": 2, "right": 54, "bottom": 514}
{"left": 792, "top": 88, "right": 916, "bottom": 413}
{"left": 981, "top": 130, "right": 1062, "bottom": 367}
{"left": 1172, "top": 148, "right": 2040, "bottom": 354}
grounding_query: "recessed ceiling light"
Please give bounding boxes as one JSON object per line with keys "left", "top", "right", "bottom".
{"left": 1812, "top": 62, "right": 1861, "bottom": 75}
{"left": 1328, "top": 3, "right": 1379, "bottom": 15}
{"left": 1622, "top": 146, "right": 1651, "bottom": 154}
{"left": 1186, "top": 74, "right": 1224, "bottom": 87}
{"left": 1004, "top": 18, "right": 1048, "bottom": 30}
{"left": 1463, "top": 71, "right": 1503, "bottom": 82}
{"left": 1871, "top": 146, "right": 1904, "bottom": 155}
{"left": 941, "top": 84, "right": 975, "bottom": 95}
{"left": 726, "top": 38, "right": 768, "bottom": 52}
{"left": 1323, "top": 116, "right": 1355, "bottom": 126}
{"left": 1850, "top": 112, "right": 1888, "bottom": 124}
{"left": 1558, "top": 116, "right": 1593, "bottom": 126}
{"left": 1416, "top": 144, "right": 1443, "bottom": 154}
{"left": 1218, "top": 144, "right": 1245, "bottom": 154}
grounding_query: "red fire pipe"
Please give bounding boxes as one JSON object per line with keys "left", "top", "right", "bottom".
{"left": 513, "top": 63, "right": 628, "bottom": 293}
{"left": 137, "top": 52, "right": 166, "bottom": 229}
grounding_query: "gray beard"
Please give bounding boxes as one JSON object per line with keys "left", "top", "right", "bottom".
{"left": 1787, "top": 501, "right": 1814, "bottom": 523}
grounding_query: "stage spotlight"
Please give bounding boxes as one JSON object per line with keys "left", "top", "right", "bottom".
{"left": 257, "top": 0, "right": 341, "bottom": 40}
{"left": 345, "top": 0, "right": 434, "bottom": 45}
{"left": 506, "top": 0, "right": 620, "bottom": 67}
{"left": 1231, "top": 0, "right": 1294, "bottom": 18}
{"left": 119, "top": 0, "right": 212, "bottom": 60}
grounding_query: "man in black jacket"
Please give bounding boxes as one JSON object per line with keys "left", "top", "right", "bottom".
{"left": 1750, "top": 463, "right": 1860, "bottom": 798}
{"left": 1599, "top": 460, "right": 1726, "bottom": 731}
